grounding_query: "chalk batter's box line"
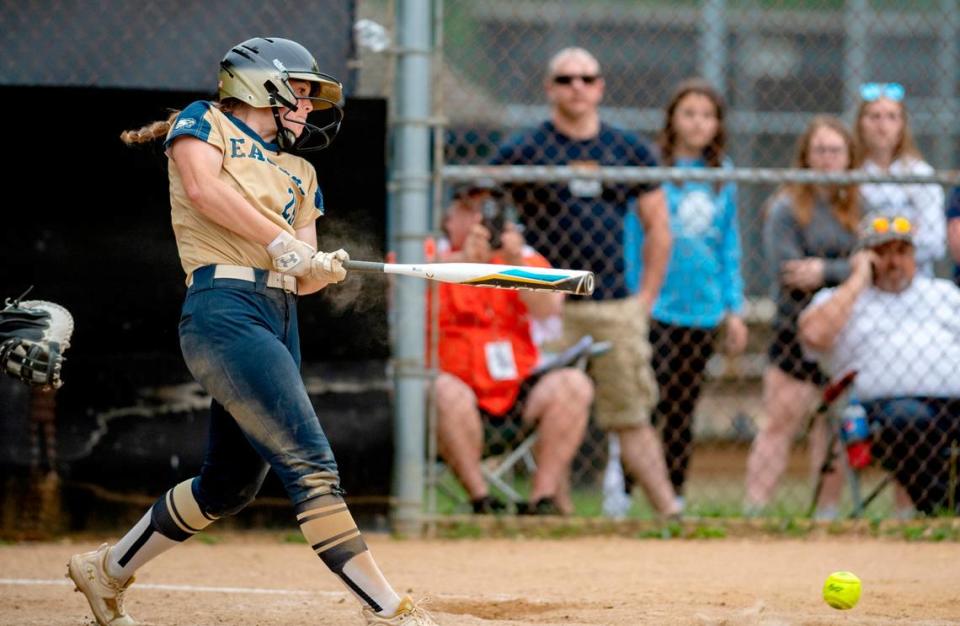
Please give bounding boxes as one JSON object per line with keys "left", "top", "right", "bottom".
{"left": 1, "top": 577, "right": 529, "bottom": 603}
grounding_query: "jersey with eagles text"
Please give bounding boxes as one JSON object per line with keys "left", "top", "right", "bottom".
{"left": 164, "top": 101, "right": 324, "bottom": 280}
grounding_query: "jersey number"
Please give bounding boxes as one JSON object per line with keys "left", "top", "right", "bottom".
{"left": 281, "top": 188, "right": 296, "bottom": 225}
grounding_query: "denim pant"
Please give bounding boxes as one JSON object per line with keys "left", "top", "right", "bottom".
{"left": 179, "top": 265, "right": 341, "bottom": 516}
{"left": 863, "top": 397, "right": 960, "bottom": 515}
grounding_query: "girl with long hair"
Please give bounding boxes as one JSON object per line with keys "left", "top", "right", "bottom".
{"left": 744, "top": 115, "right": 860, "bottom": 518}
{"left": 855, "top": 82, "right": 945, "bottom": 276}
{"left": 648, "top": 78, "right": 747, "bottom": 509}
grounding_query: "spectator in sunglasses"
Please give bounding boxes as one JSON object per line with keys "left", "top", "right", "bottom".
{"left": 854, "top": 82, "right": 945, "bottom": 277}
{"left": 492, "top": 47, "right": 679, "bottom": 519}
{"left": 799, "top": 213, "right": 960, "bottom": 515}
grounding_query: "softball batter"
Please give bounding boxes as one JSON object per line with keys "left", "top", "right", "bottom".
{"left": 66, "top": 37, "right": 436, "bottom": 626}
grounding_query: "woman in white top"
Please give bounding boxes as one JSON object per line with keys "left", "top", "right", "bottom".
{"left": 855, "top": 82, "right": 945, "bottom": 276}
{"left": 854, "top": 83, "right": 938, "bottom": 518}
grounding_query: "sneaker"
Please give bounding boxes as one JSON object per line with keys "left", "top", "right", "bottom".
{"left": 517, "top": 497, "right": 562, "bottom": 516}
{"left": 601, "top": 490, "right": 632, "bottom": 519}
{"left": 813, "top": 505, "right": 839, "bottom": 521}
{"left": 66, "top": 543, "right": 137, "bottom": 626}
{"left": 674, "top": 495, "right": 686, "bottom": 514}
{"left": 362, "top": 596, "right": 438, "bottom": 625}
{"left": 471, "top": 495, "right": 507, "bottom": 515}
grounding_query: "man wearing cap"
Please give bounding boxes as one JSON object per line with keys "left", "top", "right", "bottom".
{"left": 431, "top": 185, "right": 593, "bottom": 515}
{"left": 799, "top": 213, "right": 960, "bottom": 514}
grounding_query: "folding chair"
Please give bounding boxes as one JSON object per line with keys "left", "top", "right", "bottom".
{"left": 431, "top": 335, "right": 612, "bottom": 505}
{"left": 479, "top": 334, "right": 611, "bottom": 505}
{"left": 807, "top": 371, "right": 865, "bottom": 518}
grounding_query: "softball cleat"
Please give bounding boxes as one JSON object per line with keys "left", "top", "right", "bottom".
{"left": 67, "top": 543, "right": 138, "bottom": 626}
{"left": 362, "top": 596, "right": 438, "bottom": 625}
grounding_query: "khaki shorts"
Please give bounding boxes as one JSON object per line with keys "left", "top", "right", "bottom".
{"left": 561, "top": 297, "right": 658, "bottom": 430}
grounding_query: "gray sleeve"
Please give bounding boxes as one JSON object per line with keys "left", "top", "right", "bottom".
{"left": 822, "top": 258, "right": 851, "bottom": 287}
{"left": 763, "top": 195, "right": 805, "bottom": 283}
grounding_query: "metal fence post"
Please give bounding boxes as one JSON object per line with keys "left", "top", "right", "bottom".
{"left": 390, "top": 0, "right": 433, "bottom": 535}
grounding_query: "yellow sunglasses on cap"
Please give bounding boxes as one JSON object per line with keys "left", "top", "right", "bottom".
{"left": 869, "top": 215, "right": 912, "bottom": 234}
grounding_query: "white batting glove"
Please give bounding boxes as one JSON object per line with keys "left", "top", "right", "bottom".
{"left": 309, "top": 249, "right": 350, "bottom": 283}
{"left": 266, "top": 231, "right": 316, "bottom": 277}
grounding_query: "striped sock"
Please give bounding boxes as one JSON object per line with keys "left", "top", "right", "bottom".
{"left": 297, "top": 494, "right": 401, "bottom": 615}
{"left": 106, "top": 478, "right": 217, "bottom": 582}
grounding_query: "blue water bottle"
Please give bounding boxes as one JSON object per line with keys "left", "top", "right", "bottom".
{"left": 840, "top": 397, "right": 871, "bottom": 469}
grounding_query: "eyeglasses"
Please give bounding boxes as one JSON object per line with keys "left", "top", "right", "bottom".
{"left": 860, "top": 82, "right": 905, "bottom": 102}
{"left": 869, "top": 215, "right": 912, "bottom": 235}
{"left": 552, "top": 74, "right": 601, "bottom": 86}
{"left": 809, "top": 145, "right": 846, "bottom": 156}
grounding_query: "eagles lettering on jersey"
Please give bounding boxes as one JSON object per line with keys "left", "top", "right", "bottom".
{"left": 169, "top": 102, "right": 314, "bottom": 225}
{"left": 165, "top": 101, "right": 324, "bottom": 280}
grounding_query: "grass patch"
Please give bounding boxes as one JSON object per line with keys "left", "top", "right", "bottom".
{"left": 435, "top": 522, "right": 485, "bottom": 539}
{"left": 687, "top": 502, "right": 742, "bottom": 519}
{"left": 689, "top": 525, "right": 727, "bottom": 539}
{"left": 763, "top": 517, "right": 812, "bottom": 538}
{"left": 898, "top": 523, "right": 960, "bottom": 542}
{"left": 282, "top": 532, "right": 307, "bottom": 544}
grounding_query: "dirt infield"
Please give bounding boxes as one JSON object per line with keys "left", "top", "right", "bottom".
{"left": 2, "top": 533, "right": 958, "bottom": 625}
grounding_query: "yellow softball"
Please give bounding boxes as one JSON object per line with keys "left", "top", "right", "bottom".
{"left": 823, "top": 571, "right": 861, "bottom": 610}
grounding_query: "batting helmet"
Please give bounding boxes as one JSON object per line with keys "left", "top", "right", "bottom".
{"left": 218, "top": 37, "right": 344, "bottom": 152}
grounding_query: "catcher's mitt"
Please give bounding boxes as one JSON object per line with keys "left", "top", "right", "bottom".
{"left": 0, "top": 295, "right": 74, "bottom": 389}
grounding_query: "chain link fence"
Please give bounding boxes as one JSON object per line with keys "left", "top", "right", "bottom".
{"left": 7, "top": 0, "right": 960, "bottom": 527}
{"left": 2, "top": 2, "right": 356, "bottom": 92}
{"left": 367, "top": 0, "right": 960, "bottom": 521}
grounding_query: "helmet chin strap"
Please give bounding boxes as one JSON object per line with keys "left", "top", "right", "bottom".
{"left": 270, "top": 107, "right": 298, "bottom": 150}
{"left": 265, "top": 89, "right": 342, "bottom": 153}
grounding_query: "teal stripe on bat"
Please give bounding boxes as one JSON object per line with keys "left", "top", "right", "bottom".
{"left": 498, "top": 268, "right": 572, "bottom": 283}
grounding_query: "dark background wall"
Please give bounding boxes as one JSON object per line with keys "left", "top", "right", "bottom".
{"left": 0, "top": 1, "right": 398, "bottom": 530}
{"left": 1, "top": 1, "right": 357, "bottom": 92}
{"left": 0, "top": 86, "right": 393, "bottom": 528}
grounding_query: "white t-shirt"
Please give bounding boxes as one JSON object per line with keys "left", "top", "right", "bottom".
{"left": 808, "top": 276, "right": 960, "bottom": 400}
{"left": 859, "top": 158, "right": 946, "bottom": 276}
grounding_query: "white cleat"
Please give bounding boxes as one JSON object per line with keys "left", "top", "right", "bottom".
{"left": 66, "top": 543, "right": 138, "bottom": 626}
{"left": 362, "top": 596, "right": 438, "bottom": 625}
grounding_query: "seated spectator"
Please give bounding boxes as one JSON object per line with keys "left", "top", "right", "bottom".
{"left": 432, "top": 184, "right": 593, "bottom": 515}
{"left": 799, "top": 213, "right": 960, "bottom": 515}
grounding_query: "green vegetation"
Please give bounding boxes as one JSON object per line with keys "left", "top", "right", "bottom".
{"left": 426, "top": 462, "right": 959, "bottom": 541}
{"left": 195, "top": 533, "right": 222, "bottom": 545}
{"left": 895, "top": 523, "right": 960, "bottom": 542}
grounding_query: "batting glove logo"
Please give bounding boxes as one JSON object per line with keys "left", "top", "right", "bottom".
{"left": 274, "top": 251, "right": 301, "bottom": 271}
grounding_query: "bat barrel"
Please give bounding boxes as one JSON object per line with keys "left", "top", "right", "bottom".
{"left": 342, "top": 259, "right": 595, "bottom": 296}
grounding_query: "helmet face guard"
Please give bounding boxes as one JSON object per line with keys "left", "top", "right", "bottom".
{"left": 219, "top": 37, "right": 344, "bottom": 153}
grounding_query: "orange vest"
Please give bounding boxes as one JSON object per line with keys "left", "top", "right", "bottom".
{"left": 436, "top": 251, "right": 549, "bottom": 416}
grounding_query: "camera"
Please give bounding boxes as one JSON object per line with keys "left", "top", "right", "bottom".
{"left": 480, "top": 195, "right": 507, "bottom": 249}
{"left": 454, "top": 179, "right": 517, "bottom": 249}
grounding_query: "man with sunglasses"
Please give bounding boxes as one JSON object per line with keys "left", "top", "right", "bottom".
{"left": 799, "top": 213, "right": 960, "bottom": 514}
{"left": 491, "top": 47, "right": 679, "bottom": 518}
